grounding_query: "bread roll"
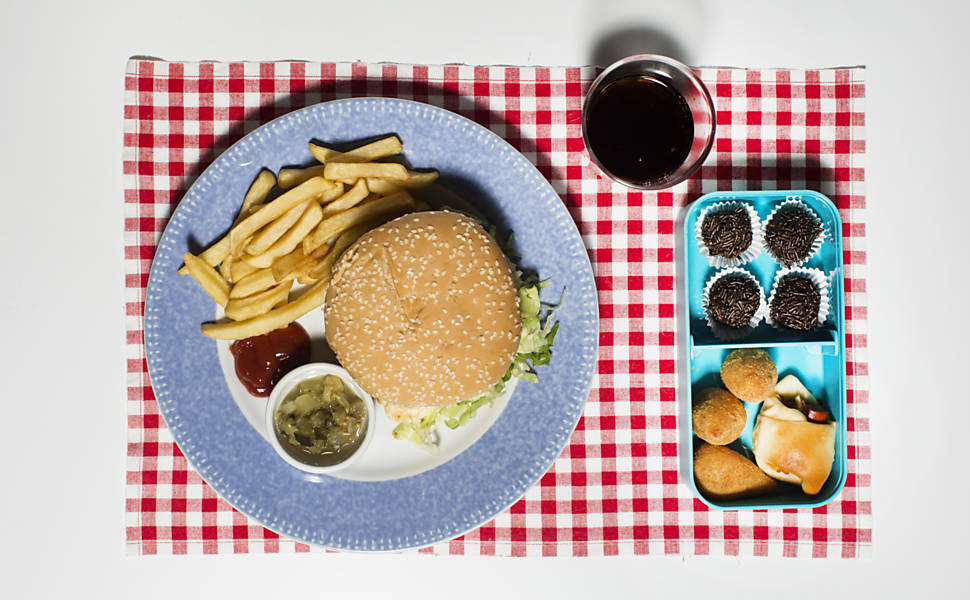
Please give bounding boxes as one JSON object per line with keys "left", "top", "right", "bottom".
{"left": 692, "top": 387, "right": 746, "bottom": 445}
{"left": 324, "top": 211, "right": 521, "bottom": 416}
{"left": 720, "top": 348, "right": 777, "bottom": 402}
{"left": 693, "top": 443, "right": 776, "bottom": 500}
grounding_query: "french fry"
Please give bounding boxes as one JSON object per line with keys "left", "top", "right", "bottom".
{"left": 304, "top": 191, "right": 413, "bottom": 253}
{"left": 272, "top": 240, "right": 331, "bottom": 283}
{"left": 363, "top": 178, "right": 402, "bottom": 196}
{"left": 371, "top": 170, "right": 438, "bottom": 194}
{"left": 317, "top": 182, "right": 345, "bottom": 204}
{"left": 217, "top": 176, "right": 332, "bottom": 256}
{"left": 218, "top": 253, "right": 234, "bottom": 280}
{"left": 184, "top": 252, "right": 231, "bottom": 307}
{"left": 322, "top": 179, "right": 369, "bottom": 216}
{"left": 177, "top": 170, "right": 277, "bottom": 275}
{"left": 242, "top": 201, "right": 324, "bottom": 268}
{"left": 277, "top": 165, "right": 326, "bottom": 189}
{"left": 308, "top": 142, "right": 339, "bottom": 163}
{"left": 269, "top": 245, "right": 308, "bottom": 283}
{"left": 230, "top": 268, "right": 277, "bottom": 299}
{"left": 323, "top": 162, "right": 408, "bottom": 181}
{"left": 230, "top": 257, "right": 259, "bottom": 282}
{"left": 245, "top": 200, "right": 310, "bottom": 256}
{"left": 325, "top": 136, "right": 403, "bottom": 164}
{"left": 395, "top": 170, "right": 439, "bottom": 189}
{"left": 305, "top": 222, "right": 376, "bottom": 281}
{"left": 236, "top": 170, "right": 276, "bottom": 225}
{"left": 224, "top": 280, "right": 293, "bottom": 321}
{"left": 201, "top": 278, "right": 330, "bottom": 340}
{"left": 185, "top": 137, "right": 436, "bottom": 340}
{"left": 178, "top": 237, "right": 229, "bottom": 276}
{"left": 349, "top": 172, "right": 437, "bottom": 195}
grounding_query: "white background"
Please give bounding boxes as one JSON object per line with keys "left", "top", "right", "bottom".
{"left": 2, "top": 0, "right": 967, "bottom": 597}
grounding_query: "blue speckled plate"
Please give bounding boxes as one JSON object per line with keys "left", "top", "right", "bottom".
{"left": 144, "top": 98, "right": 599, "bottom": 551}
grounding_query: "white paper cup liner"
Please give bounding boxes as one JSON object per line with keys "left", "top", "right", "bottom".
{"left": 694, "top": 200, "right": 763, "bottom": 268}
{"left": 701, "top": 267, "right": 767, "bottom": 341}
{"left": 765, "top": 267, "right": 831, "bottom": 332}
{"left": 761, "top": 196, "right": 826, "bottom": 267}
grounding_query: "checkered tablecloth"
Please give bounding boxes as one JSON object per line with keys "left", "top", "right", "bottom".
{"left": 124, "top": 59, "right": 871, "bottom": 557}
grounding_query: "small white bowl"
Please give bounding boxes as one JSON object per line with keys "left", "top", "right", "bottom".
{"left": 265, "top": 362, "right": 376, "bottom": 474}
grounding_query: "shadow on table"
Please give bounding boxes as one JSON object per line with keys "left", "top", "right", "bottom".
{"left": 677, "top": 153, "right": 837, "bottom": 207}
{"left": 590, "top": 25, "right": 690, "bottom": 67}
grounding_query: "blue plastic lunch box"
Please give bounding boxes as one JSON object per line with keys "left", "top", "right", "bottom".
{"left": 679, "top": 190, "right": 848, "bottom": 510}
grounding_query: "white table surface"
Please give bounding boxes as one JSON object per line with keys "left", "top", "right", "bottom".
{"left": 2, "top": 0, "right": 967, "bottom": 597}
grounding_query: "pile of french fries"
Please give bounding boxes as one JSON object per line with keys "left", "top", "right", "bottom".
{"left": 180, "top": 135, "right": 437, "bottom": 340}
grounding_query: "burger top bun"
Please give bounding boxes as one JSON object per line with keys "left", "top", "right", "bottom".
{"left": 324, "top": 211, "right": 522, "bottom": 415}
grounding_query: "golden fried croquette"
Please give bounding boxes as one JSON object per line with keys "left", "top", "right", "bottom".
{"left": 720, "top": 348, "right": 778, "bottom": 402}
{"left": 693, "top": 443, "right": 776, "bottom": 500}
{"left": 692, "top": 387, "right": 746, "bottom": 445}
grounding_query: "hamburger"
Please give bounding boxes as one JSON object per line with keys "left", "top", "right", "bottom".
{"left": 324, "top": 210, "right": 557, "bottom": 446}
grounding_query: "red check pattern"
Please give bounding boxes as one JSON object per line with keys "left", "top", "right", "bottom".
{"left": 124, "top": 60, "right": 871, "bottom": 557}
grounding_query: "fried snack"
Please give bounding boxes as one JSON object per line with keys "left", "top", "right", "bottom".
{"left": 224, "top": 280, "right": 293, "bottom": 321}
{"left": 236, "top": 169, "right": 277, "bottom": 223}
{"left": 304, "top": 191, "right": 413, "bottom": 253}
{"left": 229, "top": 268, "right": 277, "bottom": 299}
{"left": 322, "top": 179, "right": 370, "bottom": 216}
{"left": 201, "top": 277, "right": 330, "bottom": 340}
{"left": 182, "top": 137, "right": 438, "bottom": 337}
{"left": 693, "top": 443, "right": 776, "bottom": 500}
{"left": 228, "top": 256, "right": 259, "bottom": 283}
{"left": 692, "top": 387, "right": 746, "bottom": 445}
{"left": 323, "top": 162, "right": 408, "bottom": 181}
{"left": 223, "top": 169, "right": 277, "bottom": 284}
{"left": 753, "top": 389, "right": 836, "bottom": 495}
{"left": 388, "top": 169, "right": 439, "bottom": 189}
{"left": 218, "top": 253, "right": 234, "bottom": 280}
{"left": 245, "top": 200, "right": 311, "bottom": 256}
{"left": 349, "top": 171, "right": 440, "bottom": 195}
{"left": 317, "top": 182, "right": 346, "bottom": 204}
{"left": 226, "top": 176, "right": 333, "bottom": 256}
{"left": 363, "top": 178, "right": 403, "bottom": 196}
{"left": 308, "top": 142, "right": 339, "bottom": 163}
{"left": 243, "top": 201, "right": 324, "bottom": 268}
{"left": 720, "top": 348, "right": 778, "bottom": 402}
{"left": 323, "top": 135, "right": 403, "bottom": 164}
{"left": 271, "top": 242, "right": 331, "bottom": 283}
{"left": 183, "top": 252, "right": 230, "bottom": 307}
{"left": 181, "top": 175, "right": 326, "bottom": 275}
{"left": 277, "top": 165, "right": 326, "bottom": 189}
{"left": 181, "top": 170, "right": 277, "bottom": 277}
{"left": 305, "top": 222, "right": 376, "bottom": 281}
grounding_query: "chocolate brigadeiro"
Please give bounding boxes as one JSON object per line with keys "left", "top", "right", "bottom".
{"left": 764, "top": 205, "right": 822, "bottom": 266}
{"left": 701, "top": 206, "right": 753, "bottom": 259}
{"left": 769, "top": 275, "right": 820, "bottom": 331}
{"left": 708, "top": 275, "right": 761, "bottom": 329}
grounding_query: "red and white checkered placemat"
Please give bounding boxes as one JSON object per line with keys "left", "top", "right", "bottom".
{"left": 124, "top": 59, "right": 871, "bottom": 557}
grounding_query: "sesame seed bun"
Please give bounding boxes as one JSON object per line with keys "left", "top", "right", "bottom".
{"left": 720, "top": 348, "right": 778, "bottom": 403}
{"left": 324, "top": 211, "right": 522, "bottom": 419}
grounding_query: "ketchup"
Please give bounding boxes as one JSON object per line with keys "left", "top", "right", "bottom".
{"left": 229, "top": 322, "right": 312, "bottom": 397}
